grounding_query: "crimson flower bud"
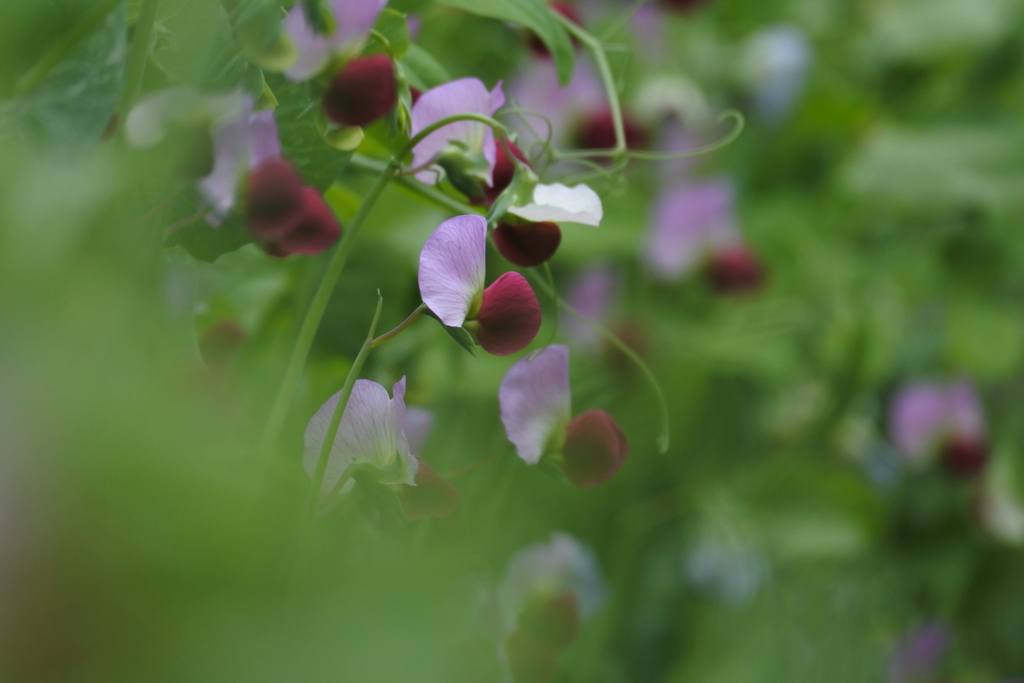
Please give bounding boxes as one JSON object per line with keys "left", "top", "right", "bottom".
{"left": 493, "top": 221, "right": 562, "bottom": 267}
{"left": 261, "top": 188, "right": 341, "bottom": 257}
{"left": 397, "top": 458, "right": 460, "bottom": 520}
{"left": 323, "top": 55, "right": 397, "bottom": 127}
{"left": 528, "top": 2, "right": 581, "bottom": 57}
{"left": 942, "top": 435, "right": 989, "bottom": 478}
{"left": 245, "top": 158, "right": 306, "bottom": 239}
{"left": 517, "top": 593, "right": 580, "bottom": 649}
{"left": 573, "top": 109, "right": 647, "bottom": 152}
{"left": 562, "top": 409, "right": 629, "bottom": 487}
{"left": 476, "top": 272, "right": 542, "bottom": 356}
{"left": 483, "top": 141, "right": 529, "bottom": 205}
{"left": 704, "top": 246, "right": 766, "bottom": 294}
{"left": 505, "top": 631, "right": 560, "bottom": 683}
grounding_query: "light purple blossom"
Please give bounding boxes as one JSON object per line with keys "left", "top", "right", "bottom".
{"left": 403, "top": 406, "right": 434, "bottom": 457}
{"left": 303, "top": 377, "right": 418, "bottom": 492}
{"left": 563, "top": 264, "right": 617, "bottom": 349}
{"left": 200, "top": 101, "right": 282, "bottom": 216}
{"left": 507, "top": 57, "right": 604, "bottom": 149}
{"left": 282, "top": 0, "right": 388, "bottom": 81}
{"left": 887, "top": 622, "right": 950, "bottom": 683}
{"left": 410, "top": 78, "right": 505, "bottom": 186}
{"left": 643, "top": 178, "right": 742, "bottom": 280}
{"left": 417, "top": 215, "right": 487, "bottom": 327}
{"left": 889, "top": 380, "right": 985, "bottom": 464}
{"left": 498, "top": 532, "right": 604, "bottom": 635}
{"left": 499, "top": 345, "right": 573, "bottom": 466}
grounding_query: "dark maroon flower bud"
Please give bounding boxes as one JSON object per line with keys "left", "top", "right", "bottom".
{"left": 398, "top": 458, "right": 461, "bottom": 520}
{"left": 322, "top": 54, "right": 397, "bottom": 127}
{"left": 262, "top": 188, "right": 341, "bottom": 257}
{"left": 942, "top": 435, "right": 989, "bottom": 478}
{"left": 573, "top": 109, "right": 647, "bottom": 151}
{"left": 529, "top": 2, "right": 581, "bottom": 57}
{"left": 476, "top": 272, "right": 542, "bottom": 356}
{"left": 518, "top": 593, "right": 580, "bottom": 649}
{"left": 505, "top": 631, "right": 560, "bottom": 683}
{"left": 198, "top": 320, "right": 246, "bottom": 370}
{"left": 410, "top": 86, "right": 423, "bottom": 105}
{"left": 562, "top": 409, "right": 629, "bottom": 487}
{"left": 704, "top": 246, "right": 766, "bottom": 294}
{"left": 493, "top": 221, "right": 562, "bottom": 267}
{"left": 483, "top": 141, "right": 530, "bottom": 205}
{"left": 659, "top": 0, "right": 711, "bottom": 12}
{"left": 245, "top": 158, "right": 306, "bottom": 238}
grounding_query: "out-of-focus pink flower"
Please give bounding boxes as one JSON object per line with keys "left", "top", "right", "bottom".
{"left": 887, "top": 622, "right": 950, "bottom": 683}
{"left": 644, "top": 178, "right": 739, "bottom": 278}
{"left": 282, "top": 0, "right": 388, "bottom": 81}
{"left": 889, "top": 380, "right": 987, "bottom": 474}
{"left": 508, "top": 58, "right": 604, "bottom": 149}
{"left": 418, "top": 215, "right": 541, "bottom": 356}
{"left": 201, "top": 100, "right": 281, "bottom": 216}
{"left": 499, "top": 345, "right": 629, "bottom": 486}
{"left": 304, "top": 378, "right": 418, "bottom": 492}
{"left": 563, "top": 264, "right": 617, "bottom": 349}
{"left": 410, "top": 78, "right": 505, "bottom": 187}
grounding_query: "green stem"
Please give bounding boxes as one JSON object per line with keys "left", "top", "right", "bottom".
{"left": 555, "top": 14, "right": 627, "bottom": 159}
{"left": 349, "top": 154, "right": 482, "bottom": 215}
{"left": 402, "top": 113, "right": 510, "bottom": 159}
{"left": 528, "top": 270, "right": 671, "bottom": 454}
{"left": 15, "top": 0, "right": 124, "bottom": 95}
{"left": 260, "top": 161, "right": 399, "bottom": 459}
{"left": 626, "top": 111, "right": 746, "bottom": 161}
{"left": 300, "top": 295, "right": 383, "bottom": 537}
{"left": 118, "top": 0, "right": 160, "bottom": 115}
{"left": 598, "top": 0, "right": 649, "bottom": 42}
{"left": 371, "top": 304, "right": 426, "bottom": 347}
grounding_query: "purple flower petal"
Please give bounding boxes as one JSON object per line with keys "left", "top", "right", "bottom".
{"left": 499, "top": 345, "right": 572, "bottom": 466}
{"left": 410, "top": 78, "right": 505, "bottom": 186}
{"left": 249, "top": 109, "right": 281, "bottom": 167}
{"left": 508, "top": 58, "right": 604, "bottom": 149}
{"left": 200, "top": 101, "right": 283, "bottom": 216}
{"left": 947, "top": 379, "right": 985, "bottom": 439}
{"left": 418, "top": 215, "right": 487, "bottom": 327}
{"left": 303, "top": 377, "right": 417, "bottom": 492}
{"left": 283, "top": 0, "right": 388, "bottom": 81}
{"left": 644, "top": 178, "right": 740, "bottom": 280}
{"left": 403, "top": 406, "right": 434, "bottom": 457}
{"left": 889, "top": 381, "right": 986, "bottom": 463}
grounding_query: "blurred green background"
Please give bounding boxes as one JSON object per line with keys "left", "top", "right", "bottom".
{"left": 2, "top": 0, "right": 1024, "bottom": 681}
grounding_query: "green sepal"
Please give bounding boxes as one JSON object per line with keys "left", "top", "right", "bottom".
{"left": 436, "top": 142, "right": 491, "bottom": 202}
{"left": 301, "top": 0, "right": 336, "bottom": 36}
{"left": 373, "top": 9, "right": 412, "bottom": 60}
{"left": 424, "top": 309, "right": 479, "bottom": 357}
{"left": 487, "top": 153, "right": 538, "bottom": 223}
{"left": 315, "top": 109, "right": 365, "bottom": 150}
{"left": 351, "top": 471, "right": 406, "bottom": 522}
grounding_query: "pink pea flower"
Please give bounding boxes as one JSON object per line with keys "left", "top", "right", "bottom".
{"left": 282, "top": 0, "right": 389, "bottom": 82}
{"left": 563, "top": 264, "right": 617, "bottom": 350}
{"left": 889, "top": 380, "right": 988, "bottom": 476}
{"left": 498, "top": 533, "right": 604, "bottom": 683}
{"left": 887, "top": 622, "right": 950, "bottom": 683}
{"left": 499, "top": 345, "right": 629, "bottom": 486}
{"left": 409, "top": 78, "right": 506, "bottom": 190}
{"left": 644, "top": 178, "right": 765, "bottom": 293}
{"left": 418, "top": 215, "right": 541, "bottom": 356}
{"left": 304, "top": 378, "right": 418, "bottom": 493}
{"left": 396, "top": 406, "right": 460, "bottom": 520}
{"left": 508, "top": 57, "right": 604, "bottom": 150}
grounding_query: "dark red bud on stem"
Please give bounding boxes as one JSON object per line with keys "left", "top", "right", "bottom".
{"left": 573, "top": 109, "right": 647, "bottom": 152}
{"left": 398, "top": 458, "right": 461, "bottom": 520}
{"left": 476, "top": 272, "right": 542, "bottom": 356}
{"left": 562, "top": 409, "right": 629, "bottom": 487}
{"left": 704, "top": 246, "right": 765, "bottom": 294}
{"left": 493, "top": 221, "right": 562, "bottom": 267}
{"left": 942, "top": 435, "right": 989, "bottom": 478}
{"left": 261, "top": 188, "right": 341, "bottom": 257}
{"left": 245, "top": 158, "right": 306, "bottom": 238}
{"left": 323, "top": 55, "right": 397, "bottom": 127}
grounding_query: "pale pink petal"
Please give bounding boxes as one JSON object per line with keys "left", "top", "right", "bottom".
{"left": 498, "top": 345, "right": 572, "bottom": 466}
{"left": 200, "top": 98, "right": 254, "bottom": 215}
{"left": 403, "top": 406, "right": 434, "bottom": 457}
{"left": 410, "top": 78, "right": 503, "bottom": 185}
{"left": 248, "top": 109, "right": 281, "bottom": 167}
{"left": 328, "top": 0, "right": 388, "bottom": 52}
{"left": 644, "top": 178, "right": 741, "bottom": 280}
{"left": 282, "top": 7, "right": 332, "bottom": 82}
{"left": 303, "top": 377, "right": 417, "bottom": 492}
{"left": 889, "top": 383, "right": 949, "bottom": 462}
{"left": 282, "top": 0, "right": 387, "bottom": 82}
{"left": 498, "top": 532, "right": 604, "bottom": 635}
{"left": 418, "top": 215, "right": 487, "bottom": 327}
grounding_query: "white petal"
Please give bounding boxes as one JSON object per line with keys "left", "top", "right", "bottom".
{"left": 507, "top": 183, "right": 603, "bottom": 226}
{"left": 498, "top": 345, "right": 572, "bottom": 466}
{"left": 418, "top": 215, "right": 487, "bottom": 327}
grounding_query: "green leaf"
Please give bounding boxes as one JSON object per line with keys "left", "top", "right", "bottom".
{"left": 435, "top": 0, "right": 574, "bottom": 85}
{"left": 265, "top": 72, "right": 352, "bottom": 189}
{"left": 945, "top": 295, "right": 1024, "bottom": 380}
{"left": 373, "top": 9, "right": 411, "bottom": 60}
{"left": 400, "top": 44, "right": 452, "bottom": 90}
{"left": 166, "top": 213, "right": 255, "bottom": 263}
{"left": 13, "top": 2, "right": 126, "bottom": 151}
{"left": 227, "top": 0, "right": 296, "bottom": 73}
